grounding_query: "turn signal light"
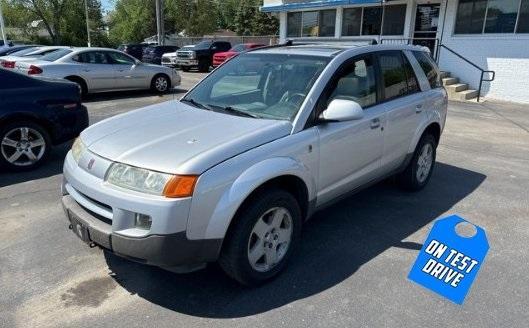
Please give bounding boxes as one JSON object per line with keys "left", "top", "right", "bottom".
{"left": 28, "top": 65, "right": 43, "bottom": 75}
{"left": 162, "top": 175, "right": 198, "bottom": 198}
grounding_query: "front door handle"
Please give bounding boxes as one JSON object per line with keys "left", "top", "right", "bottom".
{"left": 416, "top": 104, "right": 423, "bottom": 113}
{"left": 82, "top": 69, "right": 91, "bottom": 72}
{"left": 370, "top": 118, "right": 381, "bottom": 129}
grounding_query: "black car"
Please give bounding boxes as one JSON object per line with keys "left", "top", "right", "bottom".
{"left": 142, "top": 45, "right": 179, "bottom": 65}
{"left": 0, "top": 45, "right": 40, "bottom": 57}
{"left": 117, "top": 43, "right": 152, "bottom": 60}
{"left": 175, "top": 40, "right": 231, "bottom": 72}
{"left": 0, "top": 69, "right": 88, "bottom": 171}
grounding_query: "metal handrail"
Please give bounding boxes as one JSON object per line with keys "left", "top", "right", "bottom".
{"left": 438, "top": 44, "right": 495, "bottom": 102}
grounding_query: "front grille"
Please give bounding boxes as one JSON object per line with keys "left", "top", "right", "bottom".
{"left": 78, "top": 202, "right": 112, "bottom": 226}
{"left": 82, "top": 192, "right": 112, "bottom": 213}
{"left": 177, "top": 52, "right": 193, "bottom": 59}
{"left": 162, "top": 57, "right": 171, "bottom": 63}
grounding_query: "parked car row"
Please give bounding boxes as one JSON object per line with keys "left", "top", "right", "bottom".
{"left": 161, "top": 41, "right": 266, "bottom": 72}
{"left": 0, "top": 46, "right": 181, "bottom": 95}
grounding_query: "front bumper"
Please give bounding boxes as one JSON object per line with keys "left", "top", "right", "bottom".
{"left": 62, "top": 152, "right": 221, "bottom": 268}
{"left": 175, "top": 59, "right": 198, "bottom": 67}
{"left": 62, "top": 195, "right": 221, "bottom": 267}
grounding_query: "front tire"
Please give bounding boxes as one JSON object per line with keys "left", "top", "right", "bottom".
{"left": 397, "top": 134, "right": 437, "bottom": 191}
{"left": 0, "top": 121, "right": 51, "bottom": 171}
{"left": 219, "top": 189, "right": 302, "bottom": 286}
{"left": 151, "top": 74, "right": 170, "bottom": 93}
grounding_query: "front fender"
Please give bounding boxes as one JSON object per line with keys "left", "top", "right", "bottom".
{"left": 187, "top": 157, "right": 316, "bottom": 241}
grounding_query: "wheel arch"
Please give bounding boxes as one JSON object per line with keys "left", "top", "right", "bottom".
{"left": 64, "top": 75, "right": 88, "bottom": 94}
{"left": 188, "top": 157, "right": 316, "bottom": 242}
{"left": 408, "top": 121, "right": 442, "bottom": 154}
{"left": 0, "top": 112, "right": 54, "bottom": 141}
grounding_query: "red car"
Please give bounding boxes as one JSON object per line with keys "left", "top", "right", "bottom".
{"left": 212, "top": 43, "right": 265, "bottom": 67}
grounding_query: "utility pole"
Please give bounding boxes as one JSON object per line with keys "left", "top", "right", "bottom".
{"left": 155, "top": 0, "right": 164, "bottom": 45}
{"left": 84, "top": 0, "right": 92, "bottom": 47}
{"left": 0, "top": 1, "right": 7, "bottom": 47}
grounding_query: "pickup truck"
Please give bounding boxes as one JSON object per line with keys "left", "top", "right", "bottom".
{"left": 174, "top": 40, "right": 231, "bottom": 72}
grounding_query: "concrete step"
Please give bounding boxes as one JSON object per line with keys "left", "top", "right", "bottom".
{"left": 439, "top": 71, "right": 450, "bottom": 79}
{"left": 446, "top": 83, "right": 469, "bottom": 93}
{"left": 452, "top": 89, "right": 479, "bottom": 101}
{"left": 442, "top": 77, "right": 459, "bottom": 86}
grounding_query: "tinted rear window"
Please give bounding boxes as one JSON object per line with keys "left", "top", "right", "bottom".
{"left": 412, "top": 51, "right": 440, "bottom": 89}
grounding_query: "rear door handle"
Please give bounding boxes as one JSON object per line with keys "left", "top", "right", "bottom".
{"left": 416, "top": 104, "right": 423, "bottom": 113}
{"left": 370, "top": 118, "right": 381, "bottom": 129}
{"left": 82, "top": 69, "right": 91, "bottom": 72}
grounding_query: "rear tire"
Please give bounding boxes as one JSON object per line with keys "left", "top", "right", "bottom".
{"left": 65, "top": 76, "right": 87, "bottom": 97}
{"left": 219, "top": 189, "right": 302, "bottom": 286}
{"left": 0, "top": 121, "right": 51, "bottom": 172}
{"left": 397, "top": 134, "right": 437, "bottom": 191}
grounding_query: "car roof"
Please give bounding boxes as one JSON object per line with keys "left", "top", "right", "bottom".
{"left": 250, "top": 43, "right": 429, "bottom": 57}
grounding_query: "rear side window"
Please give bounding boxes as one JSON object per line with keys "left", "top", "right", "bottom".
{"left": 412, "top": 51, "right": 441, "bottom": 89}
{"left": 74, "top": 52, "right": 111, "bottom": 64}
{"left": 403, "top": 55, "right": 420, "bottom": 94}
{"left": 378, "top": 51, "right": 409, "bottom": 100}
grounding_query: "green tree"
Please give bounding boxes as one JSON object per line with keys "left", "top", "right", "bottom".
{"left": 108, "top": 0, "right": 155, "bottom": 44}
{"left": 234, "top": 0, "right": 278, "bottom": 36}
{"left": 185, "top": 0, "right": 217, "bottom": 36}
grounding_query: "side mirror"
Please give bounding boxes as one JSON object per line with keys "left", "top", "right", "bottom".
{"left": 319, "top": 99, "right": 364, "bottom": 122}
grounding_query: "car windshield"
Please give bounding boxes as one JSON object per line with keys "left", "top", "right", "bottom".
{"left": 182, "top": 53, "right": 330, "bottom": 121}
{"left": 194, "top": 41, "right": 212, "bottom": 50}
{"left": 40, "top": 49, "right": 72, "bottom": 61}
{"left": 8, "top": 47, "right": 39, "bottom": 57}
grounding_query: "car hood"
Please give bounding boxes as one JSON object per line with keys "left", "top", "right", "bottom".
{"left": 81, "top": 100, "right": 292, "bottom": 174}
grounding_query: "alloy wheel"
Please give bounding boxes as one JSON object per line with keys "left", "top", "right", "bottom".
{"left": 416, "top": 143, "right": 433, "bottom": 183}
{"left": 155, "top": 76, "right": 168, "bottom": 92}
{"left": 1, "top": 127, "right": 46, "bottom": 167}
{"left": 247, "top": 207, "right": 293, "bottom": 272}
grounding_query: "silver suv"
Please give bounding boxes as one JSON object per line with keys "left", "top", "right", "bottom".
{"left": 62, "top": 43, "right": 447, "bottom": 285}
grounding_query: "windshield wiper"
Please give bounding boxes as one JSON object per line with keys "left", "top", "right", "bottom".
{"left": 209, "top": 105, "right": 260, "bottom": 118}
{"left": 181, "top": 98, "right": 212, "bottom": 111}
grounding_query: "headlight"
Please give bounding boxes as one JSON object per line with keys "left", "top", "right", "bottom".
{"left": 106, "top": 162, "right": 197, "bottom": 198}
{"left": 190, "top": 51, "right": 196, "bottom": 59}
{"left": 71, "top": 137, "right": 85, "bottom": 163}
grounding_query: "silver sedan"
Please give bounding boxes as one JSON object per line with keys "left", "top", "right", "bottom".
{"left": 15, "top": 47, "right": 181, "bottom": 94}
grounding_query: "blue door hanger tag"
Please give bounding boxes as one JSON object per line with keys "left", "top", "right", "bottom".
{"left": 408, "top": 215, "right": 489, "bottom": 305}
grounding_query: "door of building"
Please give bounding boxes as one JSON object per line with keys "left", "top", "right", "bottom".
{"left": 413, "top": 3, "right": 441, "bottom": 58}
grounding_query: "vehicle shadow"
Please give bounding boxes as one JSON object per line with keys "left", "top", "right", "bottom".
{"left": 0, "top": 142, "right": 70, "bottom": 188}
{"left": 104, "top": 162, "right": 485, "bottom": 318}
{"left": 82, "top": 88, "right": 188, "bottom": 103}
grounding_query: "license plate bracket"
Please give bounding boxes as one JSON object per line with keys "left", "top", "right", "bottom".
{"left": 69, "top": 211, "right": 90, "bottom": 243}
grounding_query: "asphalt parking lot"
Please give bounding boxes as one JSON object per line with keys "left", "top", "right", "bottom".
{"left": 1, "top": 73, "right": 529, "bottom": 328}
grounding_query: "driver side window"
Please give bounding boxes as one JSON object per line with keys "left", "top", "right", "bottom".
{"left": 327, "top": 56, "right": 377, "bottom": 109}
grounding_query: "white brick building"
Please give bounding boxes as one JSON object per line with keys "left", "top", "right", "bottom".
{"left": 262, "top": 0, "right": 529, "bottom": 103}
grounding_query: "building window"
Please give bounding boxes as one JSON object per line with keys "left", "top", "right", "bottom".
{"left": 362, "top": 7, "right": 383, "bottom": 35}
{"left": 341, "top": 5, "right": 406, "bottom": 37}
{"left": 454, "top": 0, "right": 529, "bottom": 34}
{"left": 287, "top": 12, "right": 302, "bottom": 38}
{"left": 302, "top": 11, "right": 319, "bottom": 37}
{"left": 517, "top": 0, "right": 529, "bottom": 33}
{"left": 342, "top": 8, "right": 362, "bottom": 36}
{"left": 484, "top": 0, "right": 519, "bottom": 33}
{"left": 383, "top": 5, "right": 407, "bottom": 35}
{"left": 287, "top": 10, "right": 336, "bottom": 38}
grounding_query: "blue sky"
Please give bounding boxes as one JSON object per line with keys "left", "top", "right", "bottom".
{"left": 101, "top": 0, "right": 114, "bottom": 12}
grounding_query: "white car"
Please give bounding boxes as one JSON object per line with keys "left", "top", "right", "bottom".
{"left": 0, "top": 46, "right": 69, "bottom": 69}
{"left": 15, "top": 47, "right": 181, "bottom": 94}
{"left": 161, "top": 45, "right": 194, "bottom": 67}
